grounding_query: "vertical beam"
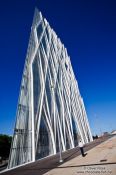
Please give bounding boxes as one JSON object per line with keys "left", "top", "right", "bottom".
{"left": 30, "top": 63, "right": 35, "bottom": 162}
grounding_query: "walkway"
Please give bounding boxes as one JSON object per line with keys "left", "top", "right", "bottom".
{"left": 44, "top": 135, "right": 116, "bottom": 175}
{"left": 1, "top": 135, "right": 115, "bottom": 175}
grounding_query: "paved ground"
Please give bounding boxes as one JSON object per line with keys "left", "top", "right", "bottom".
{"left": 1, "top": 135, "right": 115, "bottom": 175}
{"left": 44, "top": 135, "right": 116, "bottom": 175}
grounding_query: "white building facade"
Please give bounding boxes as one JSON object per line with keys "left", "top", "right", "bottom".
{"left": 8, "top": 9, "right": 93, "bottom": 169}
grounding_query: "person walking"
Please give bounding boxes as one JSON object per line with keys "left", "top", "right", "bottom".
{"left": 79, "top": 140, "right": 85, "bottom": 157}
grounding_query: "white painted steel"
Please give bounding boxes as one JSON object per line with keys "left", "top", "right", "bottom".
{"left": 8, "top": 8, "right": 93, "bottom": 169}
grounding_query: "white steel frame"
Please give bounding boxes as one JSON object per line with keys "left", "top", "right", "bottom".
{"left": 8, "top": 8, "right": 93, "bottom": 169}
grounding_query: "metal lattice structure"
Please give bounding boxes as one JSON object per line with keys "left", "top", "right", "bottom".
{"left": 8, "top": 8, "right": 93, "bottom": 169}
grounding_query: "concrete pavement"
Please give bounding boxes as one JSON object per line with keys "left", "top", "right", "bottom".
{"left": 1, "top": 135, "right": 115, "bottom": 175}
{"left": 44, "top": 135, "right": 116, "bottom": 175}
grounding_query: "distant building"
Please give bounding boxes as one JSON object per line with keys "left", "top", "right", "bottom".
{"left": 8, "top": 8, "right": 93, "bottom": 169}
{"left": 103, "top": 132, "right": 109, "bottom": 136}
{"left": 111, "top": 130, "right": 116, "bottom": 135}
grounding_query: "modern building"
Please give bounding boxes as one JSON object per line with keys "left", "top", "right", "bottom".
{"left": 8, "top": 8, "right": 93, "bottom": 169}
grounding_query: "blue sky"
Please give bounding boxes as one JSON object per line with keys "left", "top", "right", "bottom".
{"left": 0, "top": 0, "right": 116, "bottom": 136}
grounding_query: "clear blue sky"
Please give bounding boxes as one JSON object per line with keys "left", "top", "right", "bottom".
{"left": 0, "top": 0, "right": 116, "bottom": 136}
